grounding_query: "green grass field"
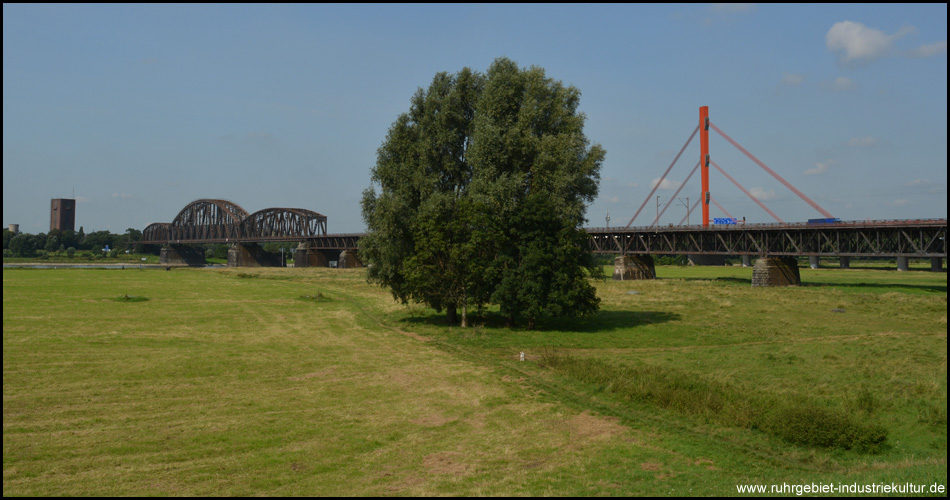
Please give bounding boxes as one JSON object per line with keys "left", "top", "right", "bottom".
{"left": 3, "top": 264, "right": 946, "bottom": 495}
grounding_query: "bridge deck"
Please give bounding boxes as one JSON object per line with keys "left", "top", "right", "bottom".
{"left": 140, "top": 220, "right": 947, "bottom": 258}
{"left": 587, "top": 219, "right": 947, "bottom": 257}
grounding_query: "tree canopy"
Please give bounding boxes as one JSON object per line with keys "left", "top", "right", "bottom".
{"left": 360, "top": 58, "right": 605, "bottom": 328}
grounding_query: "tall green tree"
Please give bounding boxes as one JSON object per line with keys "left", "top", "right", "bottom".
{"left": 360, "top": 67, "right": 488, "bottom": 326}
{"left": 361, "top": 58, "right": 604, "bottom": 327}
{"left": 470, "top": 58, "right": 604, "bottom": 327}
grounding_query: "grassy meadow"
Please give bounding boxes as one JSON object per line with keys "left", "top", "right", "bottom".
{"left": 2, "top": 263, "right": 946, "bottom": 495}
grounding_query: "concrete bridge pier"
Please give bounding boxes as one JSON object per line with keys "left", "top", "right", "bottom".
{"left": 897, "top": 256, "right": 910, "bottom": 271}
{"left": 931, "top": 257, "right": 944, "bottom": 272}
{"left": 839, "top": 257, "right": 850, "bottom": 269}
{"left": 227, "top": 243, "right": 283, "bottom": 267}
{"left": 809, "top": 256, "right": 820, "bottom": 269}
{"left": 613, "top": 254, "right": 655, "bottom": 280}
{"left": 160, "top": 245, "right": 206, "bottom": 266}
{"left": 741, "top": 255, "right": 752, "bottom": 267}
{"left": 751, "top": 256, "right": 801, "bottom": 287}
{"left": 338, "top": 250, "right": 363, "bottom": 269}
{"left": 293, "top": 243, "right": 329, "bottom": 268}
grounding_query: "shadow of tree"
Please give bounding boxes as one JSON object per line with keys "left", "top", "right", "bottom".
{"left": 688, "top": 276, "right": 945, "bottom": 294}
{"left": 800, "top": 282, "right": 947, "bottom": 293}
{"left": 540, "top": 310, "right": 681, "bottom": 333}
{"left": 712, "top": 277, "right": 752, "bottom": 285}
{"left": 398, "top": 309, "right": 680, "bottom": 333}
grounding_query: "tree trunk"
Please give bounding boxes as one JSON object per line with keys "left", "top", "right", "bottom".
{"left": 447, "top": 305, "right": 458, "bottom": 325}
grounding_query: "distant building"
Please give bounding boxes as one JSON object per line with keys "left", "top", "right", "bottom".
{"left": 50, "top": 198, "right": 76, "bottom": 232}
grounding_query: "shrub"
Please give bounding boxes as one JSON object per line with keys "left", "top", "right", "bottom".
{"left": 109, "top": 294, "right": 149, "bottom": 303}
{"left": 299, "top": 293, "right": 332, "bottom": 303}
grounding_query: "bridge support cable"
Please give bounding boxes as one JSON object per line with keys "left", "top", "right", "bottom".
{"left": 710, "top": 160, "right": 784, "bottom": 223}
{"left": 651, "top": 160, "right": 700, "bottom": 226}
{"left": 709, "top": 195, "right": 735, "bottom": 220}
{"left": 626, "top": 124, "right": 700, "bottom": 228}
{"left": 709, "top": 122, "right": 833, "bottom": 219}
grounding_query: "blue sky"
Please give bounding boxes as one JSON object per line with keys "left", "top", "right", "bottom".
{"left": 3, "top": 3, "right": 946, "bottom": 234}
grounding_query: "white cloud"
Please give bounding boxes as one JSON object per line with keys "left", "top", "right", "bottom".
{"left": 847, "top": 136, "right": 877, "bottom": 147}
{"left": 650, "top": 178, "right": 681, "bottom": 190}
{"left": 111, "top": 193, "right": 133, "bottom": 199}
{"left": 804, "top": 160, "right": 833, "bottom": 176}
{"left": 826, "top": 21, "right": 915, "bottom": 65}
{"left": 75, "top": 196, "right": 91, "bottom": 203}
{"left": 904, "top": 179, "right": 930, "bottom": 187}
{"left": 781, "top": 73, "right": 804, "bottom": 86}
{"left": 607, "top": 196, "right": 620, "bottom": 203}
{"left": 824, "top": 77, "right": 855, "bottom": 92}
{"left": 891, "top": 199, "right": 909, "bottom": 206}
{"left": 749, "top": 187, "right": 777, "bottom": 201}
{"left": 908, "top": 40, "right": 948, "bottom": 58}
{"left": 627, "top": 182, "right": 639, "bottom": 189}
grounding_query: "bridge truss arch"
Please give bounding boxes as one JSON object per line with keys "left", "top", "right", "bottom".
{"left": 142, "top": 222, "right": 173, "bottom": 242}
{"left": 170, "top": 199, "right": 249, "bottom": 241}
{"left": 240, "top": 208, "right": 328, "bottom": 240}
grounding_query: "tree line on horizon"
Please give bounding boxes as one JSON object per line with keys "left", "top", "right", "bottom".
{"left": 3, "top": 227, "right": 145, "bottom": 258}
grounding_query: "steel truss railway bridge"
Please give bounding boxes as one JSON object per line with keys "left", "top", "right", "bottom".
{"left": 140, "top": 199, "right": 361, "bottom": 267}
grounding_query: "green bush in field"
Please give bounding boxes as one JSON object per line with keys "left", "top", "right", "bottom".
{"left": 759, "top": 405, "right": 888, "bottom": 453}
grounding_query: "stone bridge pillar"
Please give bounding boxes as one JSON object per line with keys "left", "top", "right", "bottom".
{"left": 931, "top": 257, "right": 944, "bottom": 272}
{"left": 293, "top": 243, "right": 329, "bottom": 268}
{"left": 751, "top": 256, "right": 801, "bottom": 287}
{"left": 896, "top": 256, "right": 910, "bottom": 271}
{"left": 613, "top": 255, "right": 655, "bottom": 280}
{"left": 809, "top": 256, "right": 820, "bottom": 269}
{"left": 227, "top": 243, "right": 283, "bottom": 267}
{"left": 160, "top": 245, "right": 206, "bottom": 266}
{"left": 741, "top": 255, "right": 752, "bottom": 267}
{"left": 839, "top": 257, "right": 850, "bottom": 269}
{"left": 338, "top": 250, "right": 363, "bottom": 269}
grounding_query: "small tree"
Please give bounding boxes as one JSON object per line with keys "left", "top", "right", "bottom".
{"left": 9, "top": 233, "right": 37, "bottom": 257}
{"left": 45, "top": 234, "right": 60, "bottom": 254}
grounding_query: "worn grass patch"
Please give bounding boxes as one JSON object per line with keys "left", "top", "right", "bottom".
{"left": 297, "top": 292, "right": 332, "bottom": 303}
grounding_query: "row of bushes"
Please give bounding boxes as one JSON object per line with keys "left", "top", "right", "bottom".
{"left": 538, "top": 351, "right": 888, "bottom": 453}
{"left": 1, "top": 249, "right": 161, "bottom": 263}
